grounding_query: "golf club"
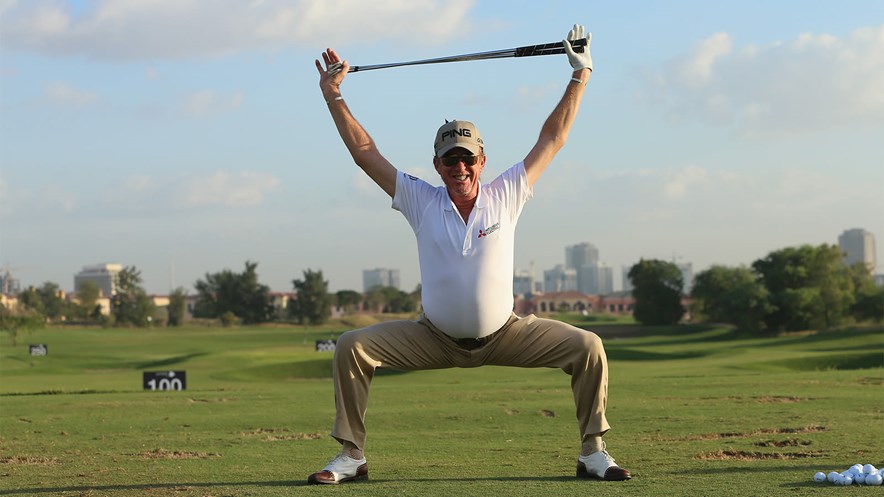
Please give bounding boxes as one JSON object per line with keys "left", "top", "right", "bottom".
{"left": 330, "top": 39, "right": 587, "bottom": 75}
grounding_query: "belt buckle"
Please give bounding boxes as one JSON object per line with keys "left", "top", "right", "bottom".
{"left": 456, "top": 337, "right": 484, "bottom": 351}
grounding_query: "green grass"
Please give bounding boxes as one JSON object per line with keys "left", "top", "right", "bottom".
{"left": 1, "top": 321, "right": 882, "bottom": 496}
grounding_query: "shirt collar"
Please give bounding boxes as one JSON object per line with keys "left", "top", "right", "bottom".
{"left": 443, "top": 181, "right": 486, "bottom": 211}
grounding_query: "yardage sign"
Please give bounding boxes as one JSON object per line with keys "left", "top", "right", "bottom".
{"left": 143, "top": 371, "right": 186, "bottom": 391}
{"left": 29, "top": 344, "right": 48, "bottom": 356}
{"left": 315, "top": 339, "right": 336, "bottom": 352}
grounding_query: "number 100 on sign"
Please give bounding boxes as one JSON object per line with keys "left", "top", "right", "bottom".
{"left": 143, "top": 371, "right": 186, "bottom": 391}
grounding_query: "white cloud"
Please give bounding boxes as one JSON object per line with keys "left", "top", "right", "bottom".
{"left": 44, "top": 81, "right": 99, "bottom": 106}
{"left": 183, "top": 90, "right": 244, "bottom": 118}
{"left": 661, "top": 165, "right": 710, "bottom": 200}
{"left": 678, "top": 32, "right": 732, "bottom": 86}
{"left": 181, "top": 170, "right": 280, "bottom": 207}
{"left": 638, "top": 25, "right": 884, "bottom": 134}
{"left": 0, "top": 0, "right": 478, "bottom": 60}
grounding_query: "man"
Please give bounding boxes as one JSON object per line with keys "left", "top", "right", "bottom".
{"left": 309, "top": 24, "right": 631, "bottom": 484}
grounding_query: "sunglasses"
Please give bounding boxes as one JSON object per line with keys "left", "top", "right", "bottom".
{"left": 439, "top": 154, "right": 482, "bottom": 167}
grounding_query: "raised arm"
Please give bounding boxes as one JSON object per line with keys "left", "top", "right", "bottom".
{"left": 523, "top": 24, "right": 593, "bottom": 187}
{"left": 315, "top": 48, "right": 397, "bottom": 198}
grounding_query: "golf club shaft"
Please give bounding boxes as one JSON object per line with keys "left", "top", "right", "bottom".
{"left": 348, "top": 38, "right": 587, "bottom": 73}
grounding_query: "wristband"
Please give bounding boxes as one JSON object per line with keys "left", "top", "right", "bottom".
{"left": 326, "top": 96, "right": 344, "bottom": 105}
{"left": 570, "top": 77, "right": 584, "bottom": 85}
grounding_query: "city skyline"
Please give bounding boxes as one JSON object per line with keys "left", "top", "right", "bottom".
{"left": 2, "top": 1, "right": 882, "bottom": 295}
{"left": 1, "top": 227, "right": 877, "bottom": 296}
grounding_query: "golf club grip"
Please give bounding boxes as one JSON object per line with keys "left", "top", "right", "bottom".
{"left": 348, "top": 38, "right": 588, "bottom": 73}
{"left": 515, "top": 38, "right": 587, "bottom": 57}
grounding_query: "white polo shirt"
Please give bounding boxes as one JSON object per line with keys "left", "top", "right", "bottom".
{"left": 392, "top": 162, "right": 533, "bottom": 338}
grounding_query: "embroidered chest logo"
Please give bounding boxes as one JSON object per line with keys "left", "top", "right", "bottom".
{"left": 477, "top": 222, "right": 501, "bottom": 238}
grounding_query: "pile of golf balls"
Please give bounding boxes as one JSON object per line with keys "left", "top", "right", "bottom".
{"left": 813, "top": 464, "right": 883, "bottom": 486}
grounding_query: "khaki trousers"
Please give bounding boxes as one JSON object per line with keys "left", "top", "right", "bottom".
{"left": 331, "top": 313, "right": 610, "bottom": 450}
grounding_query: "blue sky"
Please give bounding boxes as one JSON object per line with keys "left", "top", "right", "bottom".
{"left": 1, "top": 0, "right": 882, "bottom": 295}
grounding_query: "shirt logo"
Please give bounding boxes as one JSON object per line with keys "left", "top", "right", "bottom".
{"left": 477, "top": 222, "right": 500, "bottom": 238}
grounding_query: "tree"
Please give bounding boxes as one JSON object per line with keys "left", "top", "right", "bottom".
{"left": 289, "top": 269, "right": 332, "bottom": 325}
{"left": 167, "top": 287, "right": 187, "bottom": 327}
{"left": 18, "top": 282, "right": 68, "bottom": 322}
{"left": 75, "top": 280, "right": 102, "bottom": 321}
{"left": 852, "top": 286, "right": 884, "bottom": 323}
{"left": 335, "top": 290, "right": 363, "bottom": 314}
{"left": 848, "top": 262, "right": 883, "bottom": 323}
{"left": 752, "top": 244, "right": 855, "bottom": 331}
{"left": 691, "top": 265, "right": 772, "bottom": 332}
{"left": 0, "top": 304, "right": 44, "bottom": 346}
{"left": 627, "top": 259, "right": 685, "bottom": 325}
{"left": 193, "top": 261, "right": 273, "bottom": 324}
{"left": 112, "top": 266, "right": 156, "bottom": 327}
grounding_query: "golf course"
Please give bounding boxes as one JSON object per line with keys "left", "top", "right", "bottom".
{"left": 2, "top": 316, "right": 882, "bottom": 496}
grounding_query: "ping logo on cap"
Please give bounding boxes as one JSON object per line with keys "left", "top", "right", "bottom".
{"left": 434, "top": 119, "right": 484, "bottom": 156}
{"left": 441, "top": 127, "right": 474, "bottom": 141}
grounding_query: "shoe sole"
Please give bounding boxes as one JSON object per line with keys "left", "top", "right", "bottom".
{"left": 307, "top": 473, "right": 369, "bottom": 485}
{"left": 576, "top": 465, "right": 632, "bottom": 481}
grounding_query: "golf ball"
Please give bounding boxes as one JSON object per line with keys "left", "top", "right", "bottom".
{"left": 863, "top": 464, "right": 877, "bottom": 474}
{"left": 843, "top": 475, "right": 854, "bottom": 485}
{"left": 866, "top": 474, "right": 883, "bottom": 486}
{"left": 854, "top": 472, "right": 866, "bottom": 484}
{"left": 828, "top": 471, "right": 840, "bottom": 482}
{"left": 813, "top": 471, "right": 826, "bottom": 482}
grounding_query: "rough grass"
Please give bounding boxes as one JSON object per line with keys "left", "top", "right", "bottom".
{"left": 1, "top": 322, "right": 882, "bottom": 496}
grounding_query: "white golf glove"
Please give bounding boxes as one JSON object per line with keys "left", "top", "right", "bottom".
{"left": 564, "top": 24, "right": 592, "bottom": 72}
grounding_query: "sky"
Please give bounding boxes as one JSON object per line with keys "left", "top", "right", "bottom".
{"left": 1, "top": 0, "right": 882, "bottom": 296}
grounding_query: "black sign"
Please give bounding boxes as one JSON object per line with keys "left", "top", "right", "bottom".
{"left": 143, "top": 370, "right": 186, "bottom": 390}
{"left": 29, "top": 344, "right": 48, "bottom": 356}
{"left": 315, "top": 339, "right": 336, "bottom": 352}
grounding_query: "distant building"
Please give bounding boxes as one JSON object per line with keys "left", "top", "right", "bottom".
{"left": 598, "top": 290, "right": 635, "bottom": 315}
{"left": 677, "top": 262, "right": 694, "bottom": 295}
{"left": 0, "top": 271, "right": 21, "bottom": 295}
{"left": 577, "top": 261, "right": 614, "bottom": 295}
{"left": 74, "top": 263, "right": 123, "bottom": 297}
{"left": 513, "top": 269, "right": 535, "bottom": 298}
{"left": 565, "top": 242, "right": 599, "bottom": 270}
{"left": 363, "top": 268, "right": 400, "bottom": 291}
{"left": 621, "top": 265, "right": 634, "bottom": 292}
{"left": 535, "top": 291, "right": 599, "bottom": 314}
{"left": 838, "top": 228, "right": 876, "bottom": 272}
{"left": 544, "top": 264, "right": 577, "bottom": 293}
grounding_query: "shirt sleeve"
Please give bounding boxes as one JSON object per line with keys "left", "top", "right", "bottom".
{"left": 489, "top": 161, "right": 534, "bottom": 222}
{"left": 392, "top": 171, "right": 438, "bottom": 233}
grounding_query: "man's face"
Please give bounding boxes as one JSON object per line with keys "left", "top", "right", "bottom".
{"left": 434, "top": 147, "right": 486, "bottom": 200}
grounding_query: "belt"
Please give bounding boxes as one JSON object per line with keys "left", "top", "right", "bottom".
{"left": 450, "top": 332, "right": 496, "bottom": 351}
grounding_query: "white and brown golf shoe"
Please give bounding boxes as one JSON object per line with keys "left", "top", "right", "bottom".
{"left": 307, "top": 452, "right": 368, "bottom": 484}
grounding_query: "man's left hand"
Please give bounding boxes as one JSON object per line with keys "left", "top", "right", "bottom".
{"left": 564, "top": 24, "right": 592, "bottom": 72}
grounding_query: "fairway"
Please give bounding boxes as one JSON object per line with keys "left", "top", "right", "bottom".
{"left": 1, "top": 321, "right": 882, "bottom": 496}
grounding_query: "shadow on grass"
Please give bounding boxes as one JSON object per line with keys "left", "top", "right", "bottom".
{"left": 0, "top": 481, "right": 295, "bottom": 495}
{"left": 135, "top": 352, "right": 208, "bottom": 370}
{"left": 0, "top": 476, "right": 580, "bottom": 494}
{"left": 605, "top": 348, "right": 709, "bottom": 361}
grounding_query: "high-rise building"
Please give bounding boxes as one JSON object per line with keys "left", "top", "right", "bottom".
{"left": 543, "top": 264, "right": 577, "bottom": 293}
{"left": 578, "top": 262, "right": 614, "bottom": 295}
{"left": 0, "top": 270, "right": 21, "bottom": 295}
{"left": 621, "top": 265, "right": 634, "bottom": 292}
{"left": 677, "top": 262, "right": 694, "bottom": 295}
{"left": 565, "top": 242, "right": 599, "bottom": 270}
{"left": 74, "top": 263, "right": 122, "bottom": 297}
{"left": 363, "top": 268, "right": 400, "bottom": 292}
{"left": 838, "top": 228, "right": 876, "bottom": 272}
{"left": 513, "top": 269, "right": 535, "bottom": 297}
